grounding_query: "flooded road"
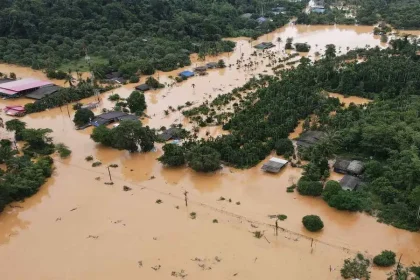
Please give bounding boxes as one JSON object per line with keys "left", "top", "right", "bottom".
{"left": 1, "top": 24, "right": 419, "bottom": 279}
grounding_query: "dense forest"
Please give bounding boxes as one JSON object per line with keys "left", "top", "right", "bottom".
{"left": 0, "top": 0, "right": 305, "bottom": 75}
{"left": 298, "top": 0, "right": 420, "bottom": 29}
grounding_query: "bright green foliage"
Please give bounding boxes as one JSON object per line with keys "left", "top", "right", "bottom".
{"left": 186, "top": 146, "right": 221, "bottom": 172}
{"left": 126, "top": 91, "right": 147, "bottom": 115}
{"left": 91, "top": 120, "right": 154, "bottom": 152}
{"left": 341, "top": 254, "right": 371, "bottom": 280}
{"left": 158, "top": 144, "right": 185, "bottom": 167}
{"left": 302, "top": 215, "right": 324, "bottom": 232}
{"left": 373, "top": 250, "right": 396, "bottom": 267}
{"left": 73, "top": 108, "right": 94, "bottom": 127}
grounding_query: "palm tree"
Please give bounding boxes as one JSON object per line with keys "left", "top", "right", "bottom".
{"left": 64, "top": 69, "right": 73, "bottom": 87}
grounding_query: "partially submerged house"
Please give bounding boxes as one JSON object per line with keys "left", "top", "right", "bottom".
{"left": 296, "top": 131, "right": 326, "bottom": 148}
{"left": 159, "top": 127, "right": 183, "bottom": 141}
{"left": 333, "top": 159, "right": 364, "bottom": 176}
{"left": 254, "top": 42, "right": 275, "bottom": 50}
{"left": 26, "top": 85, "right": 60, "bottom": 100}
{"left": 311, "top": 6, "right": 325, "bottom": 13}
{"left": 4, "top": 105, "right": 26, "bottom": 117}
{"left": 206, "top": 62, "right": 219, "bottom": 69}
{"left": 194, "top": 66, "right": 208, "bottom": 72}
{"left": 179, "top": 71, "right": 194, "bottom": 79}
{"left": 0, "top": 78, "right": 53, "bottom": 98}
{"left": 339, "top": 175, "right": 361, "bottom": 191}
{"left": 261, "top": 157, "right": 288, "bottom": 173}
{"left": 135, "top": 84, "right": 150, "bottom": 92}
{"left": 90, "top": 111, "right": 138, "bottom": 127}
{"left": 104, "top": 72, "right": 125, "bottom": 84}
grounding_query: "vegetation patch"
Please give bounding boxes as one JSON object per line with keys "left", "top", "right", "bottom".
{"left": 302, "top": 215, "right": 324, "bottom": 232}
{"left": 373, "top": 250, "right": 396, "bottom": 267}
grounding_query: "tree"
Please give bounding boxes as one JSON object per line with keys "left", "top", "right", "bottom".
{"left": 129, "top": 75, "right": 140, "bottom": 83}
{"left": 217, "top": 59, "right": 226, "bottom": 68}
{"left": 0, "top": 140, "right": 17, "bottom": 164}
{"left": 91, "top": 125, "right": 113, "bottom": 146}
{"left": 158, "top": 144, "right": 185, "bottom": 167}
{"left": 325, "top": 44, "right": 336, "bottom": 59}
{"left": 297, "top": 176, "right": 323, "bottom": 196}
{"left": 186, "top": 146, "right": 221, "bottom": 172}
{"left": 327, "top": 191, "right": 363, "bottom": 211}
{"left": 21, "top": 128, "right": 53, "bottom": 149}
{"left": 322, "top": 180, "right": 342, "bottom": 201}
{"left": 5, "top": 119, "right": 26, "bottom": 140}
{"left": 73, "top": 108, "right": 94, "bottom": 127}
{"left": 341, "top": 254, "right": 371, "bottom": 280}
{"left": 373, "top": 250, "right": 396, "bottom": 267}
{"left": 9, "top": 72, "right": 16, "bottom": 79}
{"left": 409, "top": 186, "right": 420, "bottom": 219}
{"left": 275, "top": 138, "right": 294, "bottom": 156}
{"left": 146, "top": 77, "right": 163, "bottom": 89}
{"left": 302, "top": 215, "right": 324, "bottom": 232}
{"left": 126, "top": 90, "right": 146, "bottom": 115}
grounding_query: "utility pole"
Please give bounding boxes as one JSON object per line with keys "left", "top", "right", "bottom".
{"left": 107, "top": 166, "right": 113, "bottom": 182}
{"left": 184, "top": 191, "right": 188, "bottom": 207}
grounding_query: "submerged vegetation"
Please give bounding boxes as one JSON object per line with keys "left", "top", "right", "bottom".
{"left": 0, "top": 120, "right": 56, "bottom": 212}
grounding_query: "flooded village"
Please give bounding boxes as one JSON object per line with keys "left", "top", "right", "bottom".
{"left": 1, "top": 21, "right": 420, "bottom": 280}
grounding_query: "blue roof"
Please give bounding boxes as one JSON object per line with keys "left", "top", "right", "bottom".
{"left": 257, "top": 17, "right": 267, "bottom": 23}
{"left": 179, "top": 70, "right": 194, "bottom": 78}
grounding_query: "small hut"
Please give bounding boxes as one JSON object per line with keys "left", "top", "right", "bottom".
{"left": 261, "top": 157, "right": 288, "bottom": 173}
{"left": 135, "top": 84, "right": 150, "bottom": 92}
{"left": 179, "top": 71, "right": 194, "bottom": 79}
{"left": 254, "top": 42, "right": 275, "bottom": 50}
{"left": 333, "top": 159, "right": 351, "bottom": 174}
{"left": 194, "top": 66, "right": 208, "bottom": 72}
{"left": 206, "top": 62, "right": 218, "bottom": 69}
{"left": 159, "top": 127, "right": 182, "bottom": 141}
{"left": 296, "top": 131, "right": 326, "bottom": 148}
{"left": 339, "top": 175, "right": 361, "bottom": 191}
{"left": 333, "top": 159, "right": 364, "bottom": 176}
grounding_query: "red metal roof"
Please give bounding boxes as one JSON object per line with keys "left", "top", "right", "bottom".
{"left": 0, "top": 78, "right": 53, "bottom": 95}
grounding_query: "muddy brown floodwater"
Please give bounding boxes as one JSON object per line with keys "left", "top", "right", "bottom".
{"left": 1, "top": 24, "right": 419, "bottom": 280}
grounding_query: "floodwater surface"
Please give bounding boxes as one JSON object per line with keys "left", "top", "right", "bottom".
{"left": 1, "top": 24, "right": 419, "bottom": 280}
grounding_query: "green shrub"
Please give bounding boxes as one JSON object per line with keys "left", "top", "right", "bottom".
{"left": 297, "top": 177, "right": 323, "bottom": 196}
{"left": 190, "top": 212, "right": 197, "bottom": 219}
{"left": 213, "top": 219, "right": 218, "bottom": 223}
{"left": 129, "top": 76, "right": 140, "bottom": 83}
{"left": 55, "top": 143, "right": 72, "bottom": 158}
{"left": 322, "top": 180, "right": 342, "bottom": 201}
{"left": 108, "top": 94, "right": 120, "bottom": 101}
{"left": 302, "top": 215, "right": 324, "bottom": 232}
{"left": 73, "top": 108, "right": 94, "bottom": 127}
{"left": 278, "top": 214, "right": 287, "bottom": 221}
{"left": 85, "top": 155, "right": 93, "bottom": 161}
{"left": 92, "top": 161, "right": 102, "bottom": 167}
{"left": 341, "top": 254, "right": 371, "bottom": 280}
{"left": 410, "top": 266, "right": 420, "bottom": 277}
{"left": 373, "top": 250, "right": 396, "bottom": 267}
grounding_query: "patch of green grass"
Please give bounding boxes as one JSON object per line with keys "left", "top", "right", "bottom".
{"left": 58, "top": 56, "right": 108, "bottom": 72}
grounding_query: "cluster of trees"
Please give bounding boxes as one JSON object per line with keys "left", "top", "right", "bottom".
{"left": 0, "top": 0, "right": 304, "bottom": 74}
{"left": 91, "top": 120, "right": 154, "bottom": 152}
{"left": 302, "top": 215, "right": 324, "bottom": 232}
{"left": 0, "top": 120, "right": 57, "bottom": 212}
{"left": 25, "top": 82, "right": 113, "bottom": 114}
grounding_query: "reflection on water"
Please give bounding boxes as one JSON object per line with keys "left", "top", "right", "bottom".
{"left": 1, "top": 24, "right": 419, "bottom": 279}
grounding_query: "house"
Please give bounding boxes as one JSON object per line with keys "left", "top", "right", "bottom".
{"left": 179, "top": 71, "right": 194, "bottom": 79}
{"left": 4, "top": 105, "right": 26, "bottom": 117}
{"left": 256, "top": 17, "right": 268, "bottom": 24}
{"left": 81, "top": 101, "right": 100, "bottom": 110}
{"left": 26, "top": 85, "right": 60, "bottom": 100}
{"left": 333, "top": 159, "right": 364, "bottom": 176}
{"left": 159, "top": 127, "right": 183, "bottom": 141}
{"left": 135, "top": 84, "right": 150, "bottom": 92}
{"left": 296, "top": 131, "right": 326, "bottom": 148}
{"left": 339, "top": 175, "right": 361, "bottom": 191}
{"left": 206, "top": 62, "right": 219, "bottom": 69}
{"left": 261, "top": 157, "right": 288, "bottom": 173}
{"left": 194, "top": 66, "right": 208, "bottom": 73}
{"left": 90, "top": 111, "right": 138, "bottom": 127}
{"left": 311, "top": 6, "right": 325, "bottom": 13}
{"left": 0, "top": 78, "right": 53, "bottom": 98}
{"left": 254, "top": 42, "right": 275, "bottom": 50}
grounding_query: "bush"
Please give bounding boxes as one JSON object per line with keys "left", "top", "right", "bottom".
{"left": 158, "top": 144, "right": 185, "bottom": 167}
{"left": 322, "top": 180, "right": 342, "bottom": 201}
{"left": 129, "top": 75, "right": 140, "bottom": 83}
{"left": 297, "top": 177, "right": 323, "bottom": 196}
{"left": 92, "top": 161, "right": 102, "bottom": 167}
{"left": 373, "top": 250, "right": 396, "bottom": 267}
{"left": 302, "top": 215, "right": 324, "bottom": 232}
{"left": 327, "top": 190, "right": 363, "bottom": 211}
{"left": 85, "top": 155, "right": 93, "bottom": 161}
{"left": 410, "top": 266, "right": 420, "bottom": 277}
{"left": 55, "top": 143, "right": 72, "bottom": 158}
{"left": 73, "top": 108, "right": 94, "bottom": 127}
{"left": 341, "top": 254, "right": 371, "bottom": 280}
{"left": 186, "top": 146, "right": 221, "bottom": 172}
{"left": 278, "top": 214, "right": 287, "bottom": 221}
{"left": 108, "top": 94, "right": 120, "bottom": 101}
